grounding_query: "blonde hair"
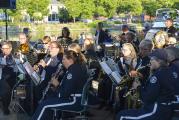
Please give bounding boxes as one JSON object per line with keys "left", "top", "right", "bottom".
{"left": 122, "top": 43, "right": 137, "bottom": 59}
{"left": 84, "top": 38, "right": 95, "bottom": 50}
{"left": 68, "top": 43, "right": 87, "bottom": 63}
{"left": 43, "top": 36, "right": 51, "bottom": 43}
{"left": 153, "top": 31, "right": 168, "bottom": 48}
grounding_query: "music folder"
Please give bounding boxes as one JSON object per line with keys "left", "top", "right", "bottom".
{"left": 99, "top": 61, "right": 122, "bottom": 85}
{"left": 23, "top": 61, "right": 40, "bottom": 85}
{"left": 110, "top": 71, "right": 122, "bottom": 85}
{"left": 99, "top": 61, "right": 112, "bottom": 75}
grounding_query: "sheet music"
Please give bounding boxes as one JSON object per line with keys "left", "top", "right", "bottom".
{"left": 100, "top": 58, "right": 122, "bottom": 85}
{"left": 31, "top": 71, "right": 41, "bottom": 85}
{"left": 23, "top": 61, "right": 40, "bottom": 85}
{"left": 41, "top": 70, "right": 46, "bottom": 81}
{"left": 1, "top": 58, "right": 6, "bottom": 65}
{"left": 111, "top": 71, "right": 122, "bottom": 84}
{"left": 106, "top": 58, "right": 120, "bottom": 72}
{"left": 14, "top": 58, "right": 26, "bottom": 74}
{"left": 99, "top": 61, "right": 112, "bottom": 75}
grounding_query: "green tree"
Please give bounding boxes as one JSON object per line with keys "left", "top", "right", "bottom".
{"left": 64, "top": 0, "right": 82, "bottom": 22}
{"left": 142, "top": 0, "right": 159, "bottom": 18}
{"left": 172, "top": 0, "right": 179, "bottom": 10}
{"left": 94, "top": 0, "right": 118, "bottom": 17}
{"left": 80, "top": 0, "right": 95, "bottom": 19}
{"left": 94, "top": 5, "right": 106, "bottom": 17}
{"left": 27, "top": 0, "right": 50, "bottom": 20}
{"left": 58, "top": 8, "right": 69, "bottom": 22}
{"left": 117, "top": 0, "right": 142, "bottom": 15}
{"left": 156, "top": 0, "right": 174, "bottom": 8}
{"left": 7, "top": 0, "right": 30, "bottom": 22}
{"left": 103, "top": 0, "right": 118, "bottom": 17}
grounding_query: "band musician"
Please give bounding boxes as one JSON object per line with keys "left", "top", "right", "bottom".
{"left": 34, "top": 41, "right": 64, "bottom": 109}
{"left": 116, "top": 49, "right": 176, "bottom": 120}
{"left": 32, "top": 50, "right": 88, "bottom": 120}
{"left": 0, "top": 41, "right": 18, "bottom": 115}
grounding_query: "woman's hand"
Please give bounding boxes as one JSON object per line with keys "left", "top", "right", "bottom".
{"left": 50, "top": 78, "right": 59, "bottom": 88}
{"left": 132, "top": 80, "right": 141, "bottom": 89}
{"left": 33, "top": 64, "right": 39, "bottom": 72}
{"left": 38, "top": 59, "right": 47, "bottom": 68}
{"left": 129, "top": 70, "right": 143, "bottom": 78}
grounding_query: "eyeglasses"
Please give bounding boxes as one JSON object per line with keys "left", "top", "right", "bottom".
{"left": 49, "top": 46, "right": 58, "bottom": 49}
{"left": 1, "top": 48, "right": 10, "bottom": 50}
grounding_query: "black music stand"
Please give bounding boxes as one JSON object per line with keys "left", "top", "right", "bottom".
{"left": 22, "top": 61, "right": 41, "bottom": 115}
{"left": 99, "top": 59, "right": 122, "bottom": 110}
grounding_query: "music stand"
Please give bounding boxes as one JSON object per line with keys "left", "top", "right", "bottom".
{"left": 99, "top": 59, "right": 122, "bottom": 110}
{"left": 22, "top": 61, "right": 41, "bottom": 114}
{"left": 23, "top": 61, "right": 41, "bottom": 85}
{"left": 99, "top": 59, "right": 122, "bottom": 85}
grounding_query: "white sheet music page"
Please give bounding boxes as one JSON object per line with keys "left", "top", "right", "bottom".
{"left": 99, "top": 61, "right": 112, "bottom": 75}
{"left": 111, "top": 71, "right": 122, "bottom": 84}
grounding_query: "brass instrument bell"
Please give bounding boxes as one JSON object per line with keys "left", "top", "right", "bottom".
{"left": 19, "top": 43, "right": 30, "bottom": 54}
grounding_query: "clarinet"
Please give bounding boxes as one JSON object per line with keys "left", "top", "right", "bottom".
{"left": 39, "top": 63, "right": 63, "bottom": 103}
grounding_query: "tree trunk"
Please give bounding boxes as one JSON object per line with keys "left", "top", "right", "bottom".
{"left": 73, "top": 17, "right": 76, "bottom": 23}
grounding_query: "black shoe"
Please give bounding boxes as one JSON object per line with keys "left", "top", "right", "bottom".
{"left": 3, "top": 109, "right": 10, "bottom": 115}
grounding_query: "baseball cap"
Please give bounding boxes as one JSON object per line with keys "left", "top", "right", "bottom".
{"left": 149, "top": 49, "right": 168, "bottom": 61}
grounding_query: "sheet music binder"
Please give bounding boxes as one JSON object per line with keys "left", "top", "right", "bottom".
{"left": 99, "top": 60, "right": 122, "bottom": 85}
{"left": 23, "top": 61, "right": 40, "bottom": 85}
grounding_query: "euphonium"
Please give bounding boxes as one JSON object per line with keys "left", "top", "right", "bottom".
{"left": 18, "top": 43, "right": 30, "bottom": 54}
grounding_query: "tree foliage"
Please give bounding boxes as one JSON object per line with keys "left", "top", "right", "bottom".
{"left": 142, "top": 0, "right": 159, "bottom": 17}
{"left": 58, "top": 8, "right": 69, "bottom": 22}
{"left": 27, "top": 0, "right": 50, "bottom": 20}
{"left": 2, "top": 0, "right": 179, "bottom": 22}
{"left": 80, "top": 0, "right": 95, "bottom": 19}
{"left": 117, "top": 0, "right": 142, "bottom": 15}
{"left": 6, "top": 0, "right": 49, "bottom": 21}
{"left": 64, "top": 0, "right": 82, "bottom": 22}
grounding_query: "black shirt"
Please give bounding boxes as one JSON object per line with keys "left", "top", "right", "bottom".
{"left": 165, "top": 26, "right": 177, "bottom": 37}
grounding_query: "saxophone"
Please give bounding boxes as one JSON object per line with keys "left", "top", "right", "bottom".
{"left": 39, "top": 63, "right": 63, "bottom": 103}
{"left": 123, "top": 64, "right": 150, "bottom": 109}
